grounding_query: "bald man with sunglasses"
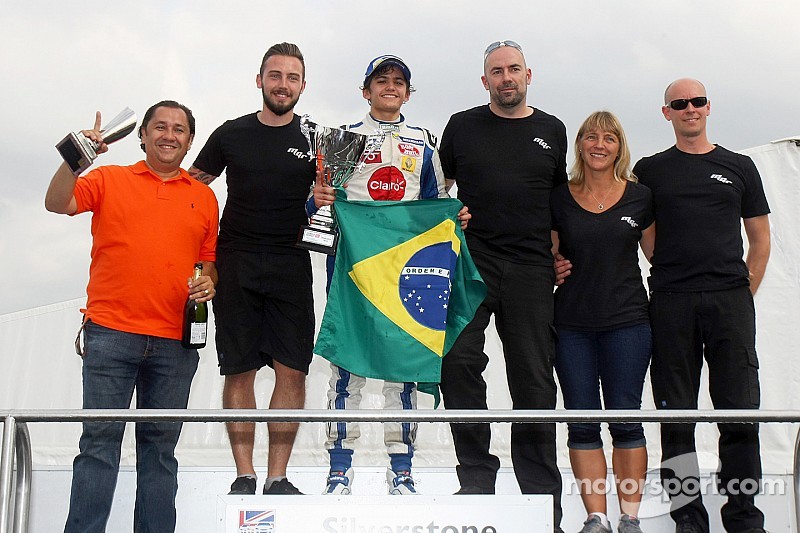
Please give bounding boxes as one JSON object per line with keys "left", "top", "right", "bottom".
{"left": 633, "top": 78, "right": 771, "bottom": 533}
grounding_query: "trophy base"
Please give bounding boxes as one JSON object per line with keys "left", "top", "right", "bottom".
{"left": 296, "top": 224, "right": 338, "bottom": 255}
{"left": 56, "top": 132, "right": 95, "bottom": 175}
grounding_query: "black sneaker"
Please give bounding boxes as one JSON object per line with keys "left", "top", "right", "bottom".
{"left": 228, "top": 476, "right": 257, "bottom": 495}
{"left": 675, "top": 519, "right": 705, "bottom": 533}
{"left": 454, "top": 485, "right": 494, "bottom": 495}
{"left": 263, "top": 478, "right": 303, "bottom": 495}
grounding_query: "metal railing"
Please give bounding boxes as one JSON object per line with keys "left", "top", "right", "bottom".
{"left": 2, "top": 409, "right": 799, "bottom": 533}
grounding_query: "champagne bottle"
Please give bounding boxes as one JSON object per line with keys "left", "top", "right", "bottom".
{"left": 181, "top": 262, "right": 208, "bottom": 349}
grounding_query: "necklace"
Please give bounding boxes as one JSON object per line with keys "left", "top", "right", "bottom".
{"left": 585, "top": 182, "right": 616, "bottom": 210}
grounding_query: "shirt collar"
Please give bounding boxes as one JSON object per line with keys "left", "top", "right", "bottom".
{"left": 131, "top": 160, "right": 192, "bottom": 183}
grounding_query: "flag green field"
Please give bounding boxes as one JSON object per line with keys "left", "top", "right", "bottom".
{"left": 315, "top": 198, "right": 486, "bottom": 386}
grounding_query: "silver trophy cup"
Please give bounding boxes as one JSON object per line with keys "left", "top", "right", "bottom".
{"left": 297, "top": 116, "right": 384, "bottom": 255}
{"left": 56, "top": 107, "right": 138, "bottom": 175}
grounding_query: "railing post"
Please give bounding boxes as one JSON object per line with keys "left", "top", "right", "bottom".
{"left": 0, "top": 416, "right": 17, "bottom": 533}
{"left": 13, "top": 423, "right": 30, "bottom": 533}
{"left": 794, "top": 425, "right": 800, "bottom": 533}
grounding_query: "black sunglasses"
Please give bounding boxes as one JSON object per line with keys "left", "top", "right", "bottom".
{"left": 484, "top": 40, "right": 523, "bottom": 59}
{"left": 667, "top": 96, "right": 708, "bottom": 110}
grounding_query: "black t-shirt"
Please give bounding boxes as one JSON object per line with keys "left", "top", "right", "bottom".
{"left": 551, "top": 181, "right": 654, "bottom": 330}
{"left": 192, "top": 113, "right": 315, "bottom": 253}
{"left": 634, "top": 145, "right": 770, "bottom": 292}
{"left": 439, "top": 105, "right": 568, "bottom": 265}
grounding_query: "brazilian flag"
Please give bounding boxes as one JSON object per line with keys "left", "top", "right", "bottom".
{"left": 315, "top": 198, "right": 486, "bottom": 387}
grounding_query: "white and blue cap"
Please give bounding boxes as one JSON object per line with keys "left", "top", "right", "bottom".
{"left": 363, "top": 55, "right": 411, "bottom": 87}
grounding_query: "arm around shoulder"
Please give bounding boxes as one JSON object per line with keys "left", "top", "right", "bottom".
{"left": 743, "top": 214, "right": 770, "bottom": 295}
{"left": 188, "top": 165, "right": 218, "bottom": 185}
{"left": 639, "top": 223, "right": 656, "bottom": 263}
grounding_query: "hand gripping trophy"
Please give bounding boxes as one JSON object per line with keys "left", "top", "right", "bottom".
{"left": 296, "top": 115, "right": 384, "bottom": 255}
{"left": 56, "top": 108, "right": 138, "bottom": 175}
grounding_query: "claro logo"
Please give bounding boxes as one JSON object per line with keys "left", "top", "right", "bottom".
{"left": 367, "top": 167, "right": 406, "bottom": 200}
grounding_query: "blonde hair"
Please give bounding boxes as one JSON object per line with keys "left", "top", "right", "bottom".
{"left": 569, "top": 111, "right": 636, "bottom": 185}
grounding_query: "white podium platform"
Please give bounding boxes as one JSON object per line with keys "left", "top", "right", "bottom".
{"left": 26, "top": 466, "right": 795, "bottom": 532}
{"left": 218, "top": 494, "right": 551, "bottom": 532}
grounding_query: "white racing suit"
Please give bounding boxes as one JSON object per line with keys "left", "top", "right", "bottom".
{"left": 322, "top": 113, "right": 447, "bottom": 457}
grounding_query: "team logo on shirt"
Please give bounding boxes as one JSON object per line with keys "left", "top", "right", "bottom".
{"left": 398, "top": 143, "right": 421, "bottom": 157}
{"left": 287, "top": 147, "right": 310, "bottom": 160}
{"left": 364, "top": 151, "right": 383, "bottom": 164}
{"left": 621, "top": 216, "right": 639, "bottom": 228}
{"left": 710, "top": 173, "right": 733, "bottom": 184}
{"left": 368, "top": 167, "right": 407, "bottom": 200}
{"left": 398, "top": 136, "right": 424, "bottom": 147}
{"left": 401, "top": 156, "right": 417, "bottom": 173}
{"left": 533, "top": 137, "right": 551, "bottom": 150}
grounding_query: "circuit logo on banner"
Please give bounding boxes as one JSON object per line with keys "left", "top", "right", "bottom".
{"left": 238, "top": 509, "right": 274, "bottom": 532}
{"left": 322, "top": 517, "right": 498, "bottom": 532}
{"left": 218, "top": 495, "right": 551, "bottom": 533}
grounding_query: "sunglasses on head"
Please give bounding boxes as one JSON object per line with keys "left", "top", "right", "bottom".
{"left": 667, "top": 96, "right": 708, "bottom": 110}
{"left": 484, "top": 40, "right": 523, "bottom": 59}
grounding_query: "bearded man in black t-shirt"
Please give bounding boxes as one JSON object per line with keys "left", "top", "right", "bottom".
{"left": 633, "top": 78, "right": 771, "bottom": 533}
{"left": 189, "top": 43, "right": 316, "bottom": 496}
{"left": 438, "top": 40, "right": 567, "bottom": 532}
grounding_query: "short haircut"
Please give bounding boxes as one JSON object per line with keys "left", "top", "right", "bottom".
{"left": 260, "top": 42, "right": 305, "bottom": 79}
{"left": 138, "top": 100, "right": 195, "bottom": 153}
{"left": 569, "top": 110, "right": 636, "bottom": 185}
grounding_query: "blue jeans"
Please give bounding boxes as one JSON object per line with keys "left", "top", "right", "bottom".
{"left": 64, "top": 321, "right": 198, "bottom": 533}
{"left": 554, "top": 323, "right": 651, "bottom": 450}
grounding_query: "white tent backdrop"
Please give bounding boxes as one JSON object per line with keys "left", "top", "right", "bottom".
{"left": 1, "top": 139, "right": 799, "bottom": 477}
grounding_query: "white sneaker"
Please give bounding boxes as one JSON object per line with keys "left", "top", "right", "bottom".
{"left": 323, "top": 468, "right": 354, "bottom": 495}
{"left": 386, "top": 468, "right": 417, "bottom": 495}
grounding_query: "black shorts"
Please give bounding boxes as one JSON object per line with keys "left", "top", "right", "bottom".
{"left": 214, "top": 248, "right": 315, "bottom": 375}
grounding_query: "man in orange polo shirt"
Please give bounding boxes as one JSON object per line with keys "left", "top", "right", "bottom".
{"left": 45, "top": 100, "right": 219, "bottom": 533}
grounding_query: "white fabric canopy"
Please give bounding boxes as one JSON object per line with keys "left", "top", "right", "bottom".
{"left": 2, "top": 138, "right": 798, "bottom": 475}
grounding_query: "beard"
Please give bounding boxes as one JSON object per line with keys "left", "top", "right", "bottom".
{"left": 491, "top": 83, "right": 526, "bottom": 109}
{"left": 263, "top": 89, "right": 300, "bottom": 116}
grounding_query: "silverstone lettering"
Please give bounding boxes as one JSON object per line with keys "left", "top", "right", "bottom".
{"left": 323, "top": 517, "right": 498, "bottom": 533}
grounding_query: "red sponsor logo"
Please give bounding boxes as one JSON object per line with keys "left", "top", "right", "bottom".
{"left": 367, "top": 167, "right": 406, "bottom": 200}
{"left": 364, "top": 151, "right": 382, "bottom": 164}
{"left": 397, "top": 143, "right": 420, "bottom": 157}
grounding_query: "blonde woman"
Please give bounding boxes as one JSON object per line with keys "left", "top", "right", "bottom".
{"left": 550, "top": 111, "right": 655, "bottom": 533}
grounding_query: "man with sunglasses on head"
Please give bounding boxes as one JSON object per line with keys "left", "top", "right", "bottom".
{"left": 633, "top": 78, "right": 771, "bottom": 533}
{"left": 438, "top": 40, "right": 567, "bottom": 531}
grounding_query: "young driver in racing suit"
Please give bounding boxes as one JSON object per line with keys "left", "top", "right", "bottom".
{"left": 309, "top": 54, "right": 469, "bottom": 495}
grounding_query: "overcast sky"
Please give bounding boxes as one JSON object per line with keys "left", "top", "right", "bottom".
{"left": 1, "top": 1, "right": 798, "bottom": 315}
